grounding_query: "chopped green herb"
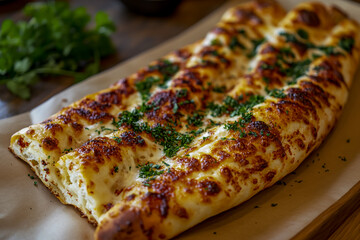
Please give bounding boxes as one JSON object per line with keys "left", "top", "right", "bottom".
{"left": 279, "top": 47, "right": 295, "bottom": 58}
{"left": 317, "top": 46, "right": 337, "bottom": 56}
{"left": 280, "top": 32, "right": 300, "bottom": 44}
{"left": 162, "top": 161, "right": 170, "bottom": 167}
{"left": 248, "top": 131, "right": 258, "bottom": 137}
{"left": 210, "top": 39, "right": 221, "bottom": 46}
{"left": 229, "top": 36, "right": 246, "bottom": 51}
{"left": 62, "top": 148, "right": 73, "bottom": 154}
{"left": 267, "top": 88, "right": 286, "bottom": 98}
{"left": 297, "top": 29, "right": 309, "bottom": 40}
{"left": 135, "top": 76, "right": 160, "bottom": 101}
{"left": 247, "top": 38, "right": 266, "bottom": 58}
{"left": 212, "top": 85, "right": 227, "bottom": 93}
{"left": 260, "top": 63, "right": 274, "bottom": 70}
{"left": 113, "top": 136, "right": 122, "bottom": 144}
{"left": 148, "top": 59, "right": 180, "bottom": 83}
{"left": 137, "top": 162, "right": 164, "bottom": 179}
{"left": 262, "top": 77, "right": 270, "bottom": 84}
{"left": 207, "top": 102, "right": 227, "bottom": 117}
{"left": 187, "top": 111, "right": 205, "bottom": 127}
{"left": 95, "top": 126, "right": 117, "bottom": 135}
{"left": 172, "top": 101, "right": 179, "bottom": 114}
{"left": 338, "top": 37, "right": 354, "bottom": 53}
{"left": 175, "top": 88, "right": 188, "bottom": 98}
{"left": 238, "top": 29, "right": 247, "bottom": 36}
{"left": 114, "top": 166, "right": 119, "bottom": 173}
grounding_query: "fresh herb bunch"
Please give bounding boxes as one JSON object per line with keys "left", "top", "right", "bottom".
{"left": 0, "top": 2, "right": 116, "bottom": 99}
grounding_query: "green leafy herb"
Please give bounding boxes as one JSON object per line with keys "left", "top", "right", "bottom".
{"left": 62, "top": 148, "right": 73, "bottom": 154}
{"left": 0, "top": 2, "right": 115, "bottom": 99}
{"left": 260, "top": 63, "right": 274, "bottom": 70}
{"left": 247, "top": 38, "right": 266, "bottom": 58}
{"left": 187, "top": 111, "right": 205, "bottom": 127}
{"left": 113, "top": 136, "right": 122, "bottom": 144}
{"left": 267, "top": 88, "right": 286, "bottom": 98}
{"left": 207, "top": 102, "right": 227, "bottom": 117}
{"left": 212, "top": 85, "right": 227, "bottom": 93}
{"left": 297, "top": 29, "right": 309, "bottom": 40}
{"left": 149, "top": 59, "right": 179, "bottom": 84}
{"left": 248, "top": 131, "right": 258, "bottom": 137}
{"left": 279, "top": 47, "right": 295, "bottom": 58}
{"left": 229, "top": 36, "right": 245, "bottom": 51}
{"left": 136, "top": 162, "right": 164, "bottom": 178}
{"left": 210, "top": 39, "right": 222, "bottom": 46}
{"left": 238, "top": 29, "right": 247, "bottom": 37}
{"left": 262, "top": 77, "right": 270, "bottom": 84}
{"left": 95, "top": 126, "right": 117, "bottom": 135}
{"left": 135, "top": 76, "right": 160, "bottom": 101}
{"left": 141, "top": 124, "right": 194, "bottom": 157}
{"left": 317, "top": 46, "right": 337, "bottom": 56}
{"left": 28, "top": 174, "right": 35, "bottom": 179}
{"left": 338, "top": 37, "right": 354, "bottom": 53}
{"left": 114, "top": 166, "right": 119, "bottom": 173}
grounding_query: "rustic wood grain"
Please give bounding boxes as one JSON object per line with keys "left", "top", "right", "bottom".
{"left": 329, "top": 204, "right": 360, "bottom": 240}
{"left": 292, "top": 181, "right": 360, "bottom": 240}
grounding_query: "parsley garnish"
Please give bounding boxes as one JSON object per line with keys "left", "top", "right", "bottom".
{"left": 212, "top": 85, "right": 227, "bottom": 93}
{"left": 229, "top": 36, "right": 246, "bottom": 51}
{"left": 95, "top": 126, "right": 117, "bottom": 135}
{"left": 135, "top": 76, "right": 160, "bottom": 101}
{"left": 267, "top": 88, "right": 286, "bottom": 98}
{"left": 62, "top": 148, "right": 73, "bottom": 154}
{"left": 141, "top": 124, "right": 194, "bottom": 157}
{"left": 113, "top": 136, "right": 122, "bottom": 144}
{"left": 0, "top": 2, "right": 115, "bottom": 99}
{"left": 338, "top": 37, "right": 354, "bottom": 53}
{"left": 148, "top": 59, "right": 179, "bottom": 84}
{"left": 247, "top": 38, "right": 265, "bottom": 58}
{"left": 210, "top": 39, "right": 221, "bottom": 46}
{"left": 187, "top": 111, "right": 205, "bottom": 127}
{"left": 280, "top": 31, "right": 343, "bottom": 57}
{"left": 137, "top": 162, "right": 164, "bottom": 178}
{"left": 297, "top": 29, "right": 309, "bottom": 40}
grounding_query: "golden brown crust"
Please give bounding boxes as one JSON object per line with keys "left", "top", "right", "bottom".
{"left": 8, "top": 0, "right": 360, "bottom": 239}
{"left": 94, "top": 1, "right": 360, "bottom": 240}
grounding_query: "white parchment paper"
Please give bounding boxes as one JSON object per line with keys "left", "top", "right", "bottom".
{"left": 1, "top": 0, "right": 359, "bottom": 239}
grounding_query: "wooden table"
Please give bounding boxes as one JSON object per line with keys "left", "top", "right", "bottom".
{"left": 0, "top": 0, "right": 359, "bottom": 239}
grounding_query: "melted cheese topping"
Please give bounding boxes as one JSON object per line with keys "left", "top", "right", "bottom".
{"left": 9, "top": 1, "right": 360, "bottom": 240}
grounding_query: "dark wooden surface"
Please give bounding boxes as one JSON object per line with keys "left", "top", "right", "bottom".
{"left": 0, "top": 0, "right": 226, "bottom": 119}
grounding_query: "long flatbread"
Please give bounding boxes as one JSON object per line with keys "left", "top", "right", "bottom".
{"left": 9, "top": 0, "right": 360, "bottom": 239}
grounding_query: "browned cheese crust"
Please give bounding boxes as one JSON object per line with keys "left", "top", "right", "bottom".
{"left": 8, "top": 0, "right": 360, "bottom": 239}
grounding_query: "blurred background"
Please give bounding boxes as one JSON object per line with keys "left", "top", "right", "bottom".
{"left": 0, "top": 0, "right": 226, "bottom": 119}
